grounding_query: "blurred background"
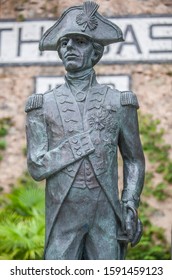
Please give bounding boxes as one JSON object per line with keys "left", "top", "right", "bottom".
{"left": 0, "top": 0, "right": 172, "bottom": 259}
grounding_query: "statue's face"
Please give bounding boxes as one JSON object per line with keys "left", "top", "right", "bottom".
{"left": 58, "top": 35, "right": 95, "bottom": 72}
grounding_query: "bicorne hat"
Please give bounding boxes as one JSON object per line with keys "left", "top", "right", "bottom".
{"left": 39, "top": 1, "right": 124, "bottom": 51}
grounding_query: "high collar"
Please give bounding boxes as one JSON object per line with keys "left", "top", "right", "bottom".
{"left": 66, "top": 68, "right": 94, "bottom": 80}
{"left": 65, "top": 69, "right": 98, "bottom": 89}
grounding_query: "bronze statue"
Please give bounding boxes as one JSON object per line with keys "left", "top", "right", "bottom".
{"left": 25, "top": 1, "right": 145, "bottom": 259}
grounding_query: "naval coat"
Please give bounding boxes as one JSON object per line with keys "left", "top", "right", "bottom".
{"left": 25, "top": 81, "right": 145, "bottom": 250}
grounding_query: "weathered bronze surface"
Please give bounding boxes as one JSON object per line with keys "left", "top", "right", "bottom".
{"left": 25, "top": 1, "right": 145, "bottom": 260}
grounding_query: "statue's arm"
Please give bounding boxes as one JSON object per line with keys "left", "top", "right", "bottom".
{"left": 25, "top": 97, "right": 94, "bottom": 181}
{"left": 118, "top": 97, "right": 145, "bottom": 210}
{"left": 118, "top": 99, "right": 145, "bottom": 244}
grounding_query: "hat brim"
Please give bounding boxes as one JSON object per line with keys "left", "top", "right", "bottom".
{"left": 39, "top": 4, "right": 124, "bottom": 51}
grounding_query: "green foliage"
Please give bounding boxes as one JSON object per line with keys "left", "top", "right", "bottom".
{"left": 143, "top": 171, "right": 168, "bottom": 201}
{"left": 0, "top": 117, "right": 12, "bottom": 137}
{"left": 0, "top": 173, "right": 45, "bottom": 260}
{"left": 127, "top": 112, "right": 172, "bottom": 259}
{"left": 127, "top": 202, "right": 171, "bottom": 260}
{"left": 143, "top": 172, "right": 154, "bottom": 197}
{"left": 139, "top": 112, "right": 172, "bottom": 199}
{"left": 152, "top": 182, "right": 168, "bottom": 201}
{"left": 0, "top": 127, "right": 8, "bottom": 137}
{"left": 163, "top": 162, "right": 172, "bottom": 183}
{"left": 139, "top": 113, "right": 170, "bottom": 164}
{"left": 0, "top": 117, "right": 13, "bottom": 160}
{"left": 0, "top": 139, "right": 7, "bottom": 150}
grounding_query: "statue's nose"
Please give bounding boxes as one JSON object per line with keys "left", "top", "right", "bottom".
{"left": 67, "top": 39, "right": 74, "bottom": 50}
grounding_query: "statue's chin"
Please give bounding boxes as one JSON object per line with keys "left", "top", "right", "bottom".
{"left": 65, "top": 65, "right": 84, "bottom": 74}
{"left": 65, "top": 62, "right": 80, "bottom": 72}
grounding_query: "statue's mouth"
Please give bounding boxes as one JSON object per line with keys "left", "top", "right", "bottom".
{"left": 65, "top": 53, "right": 79, "bottom": 59}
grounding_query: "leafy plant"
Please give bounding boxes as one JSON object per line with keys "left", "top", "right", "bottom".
{"left": 163, "top": 162, "right": 172, "bottom": 183}
{"left": 0, "top": 117, "right": 12, "bottom": 137}
{"left": 152, "top": 182, "right": 168, "bottom": 201}
{"left": 143, "top": 171, "right": 154, "bottom": 197}
{"left": 127, "top": 112, "right": 172, "bottom": 259}
{"left": 0, "top": 117, "right": 13, "bottom": 160}
{"left": 139, "top": 112, "right": 172, "bottom": 199}
{"left": 0, "top": 173, "right": 45, "bottom": 260}
{"left": 0, "top": 140, "right": 7, "bottom": 150}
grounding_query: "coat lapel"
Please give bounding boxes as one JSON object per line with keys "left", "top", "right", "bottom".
{"left": 84, "top": 85, "right": 108, "bottom": 175}
{"left": 53, "top": 84, "right": 83, "bottom": 179}
{"left": 53, "top": 84, "right": 83, "bottom": 134}
{"left": 83, "top": 84, "right": 107, "bottom": 131}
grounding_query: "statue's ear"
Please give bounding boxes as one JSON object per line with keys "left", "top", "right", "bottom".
{"left": 93, "top": 50, "right": 99, "bottom": 60}
{"left": 91, "top": 50, "right": 103, "bottom": 66}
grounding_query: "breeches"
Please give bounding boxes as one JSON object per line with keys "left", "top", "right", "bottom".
{"left": 45, "top": 187, "right": 125, "bottom": 260}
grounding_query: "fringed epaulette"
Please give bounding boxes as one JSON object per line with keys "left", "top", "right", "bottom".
{"left": 120, "top": 91, "right": 139, "bottom": 109}
{"left": 25, "top": 94, "right": 43, "bottom": 113}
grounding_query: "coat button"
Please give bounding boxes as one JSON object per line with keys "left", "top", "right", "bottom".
{"left": 85, "top": 164, "right": 90, "bottom": 170}
{"left": 72, "top": 138, "right": 78, "bottom": 144}
{"left": 76, "top": 150, "right": 82, "bottom": 156}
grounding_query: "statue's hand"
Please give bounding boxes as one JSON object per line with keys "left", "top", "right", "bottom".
{"left": 125, "top": 206, "right": 143, "bottom": 247}
{"left": 125, "top": 207, "right": 136, "bottom": 241}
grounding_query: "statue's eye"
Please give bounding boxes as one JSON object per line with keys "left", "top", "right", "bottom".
{"left": 76, "top": 37, "right": 87, "bottom": 45}
{"left": 60, "top": 40, "right": 68, "bottom": 47}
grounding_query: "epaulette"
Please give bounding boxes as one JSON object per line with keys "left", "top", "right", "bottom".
{"left": 120, "top": 91, "right": 139, "bottom": 109}
{"left": 25, "top": 94, "right": 43, "bottom": 113}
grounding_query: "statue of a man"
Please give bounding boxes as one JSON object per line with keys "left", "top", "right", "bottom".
{"left": 25, "top": 1, "right": 145, "bottom": 260}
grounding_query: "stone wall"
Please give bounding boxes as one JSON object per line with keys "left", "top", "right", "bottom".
{"left": 1, "top": 0, "right": 171, "bottom": 18}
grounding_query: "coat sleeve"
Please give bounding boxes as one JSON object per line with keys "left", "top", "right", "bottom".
{"left": 25, "top": 95, "right": 94, "bottom": 181}
{"left": 118, "top": 92, "right": 145, "bottom": 209}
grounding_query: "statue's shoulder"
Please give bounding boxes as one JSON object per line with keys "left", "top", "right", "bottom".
{"left": 120, "top": 90, "right": 139, "bottom": 109}
{"left": 105, "top": 87, "right": 139, "bottom": 109}
{"left": 25, "top": 85, "right": 62, "bottom": 113}
{"left": 25, "top": 93, "right": 44, "bottom": 113}
{"left": 105, "top": 86, "right": 121, "bottom": 105}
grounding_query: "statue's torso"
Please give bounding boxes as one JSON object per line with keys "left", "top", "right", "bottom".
{"left": 43, "top": 82, "right": 121, "bottom": 179}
